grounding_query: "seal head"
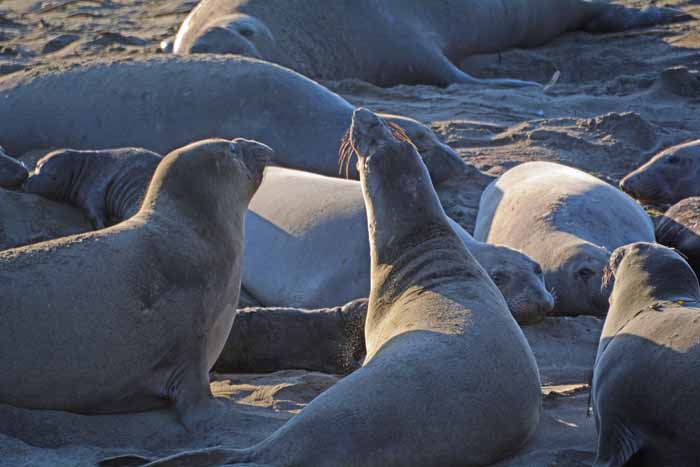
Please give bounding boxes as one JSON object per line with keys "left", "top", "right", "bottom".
{"left": 620, "top": 140, "right": 700, "bottom": 205}
{"left": 550, "top": 242, "right": 611, "bottom": 316}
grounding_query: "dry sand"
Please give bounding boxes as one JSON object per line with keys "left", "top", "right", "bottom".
{"left": 1, "top": 0, "right": 699, "bottom": 465}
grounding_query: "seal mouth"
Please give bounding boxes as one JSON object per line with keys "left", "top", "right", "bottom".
{"left": 338, "top": 109, "right": 414, "bottom": 178}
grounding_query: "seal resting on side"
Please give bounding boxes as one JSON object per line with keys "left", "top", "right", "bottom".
{"left": 475, "top": 161, "right": 655, "bottom": 317}
{"left": 0, "top": 56, "right": 487, "bottom": 231}
{"left": 0, "top": 138, "right": 269, "bottom": 428}
{"left": 655, "top": 196, "right": 700, "bottom": 275}
{"left": 592, "top": 242, "right": 700, "bottom": 467}
{"left": 171, "top": 0, "right": 689, "bottom": 87}
{"left": 620, "top": 139, "right": 700, "bottom": 205}
{"left": 24, "top": 147, "right": 162, "bottom": 228}
{"left": 244, "top": 166, "right": 553, "bottom": 324}
{"left": 103, "top": 108, "right": 541, "bottom": 467}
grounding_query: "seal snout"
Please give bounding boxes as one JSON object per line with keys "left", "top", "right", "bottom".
{"left": 230, "top": 138, "right": 272, "bottom": 182}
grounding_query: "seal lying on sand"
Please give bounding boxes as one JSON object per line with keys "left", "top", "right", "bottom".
{"left": 0, "top": 56, "right": 486, "bottom": 230}
{"left": 620, "top": 139, "right": 700, "bottom": 205}
{"left": 0, "top": 146, "right": 27, "bottom": 189}
{"left": 655, "top": 197, "right": 700, "bottom": 275}
{"left": 23, "top": 146, "right": 549, "bottom": 323}
{"left": 24, "top": 147, "right": 161, "bottom": 228}
{"left": 475, "top": 161, "right": 655, "bottom": 317}
{"left": 103, "top": 107, "right": 541, "bottom": 467}
{"left": 172, "top": 0, "right": 690, "bottom": 87}
{"left": 592, "top": 242, "right": 700, "bottom": 467}
{"left": 217, "top": 299, "right": 368, "bottom": 375}
{"left": 244, "top": 166, "right": 553, "bottom": 324}
{"left": 0, "top": 138, "right": 269, "bottom": 428}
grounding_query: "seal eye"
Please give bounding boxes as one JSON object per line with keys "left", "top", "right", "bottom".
{"left": 238, "top": 28, "right": 254, "bottom": 38}
{"left": 667, "top": 156, "right": 680, "bottom": 165}
{"left": 577, "top": 267, "right": 595, "bottom": 281}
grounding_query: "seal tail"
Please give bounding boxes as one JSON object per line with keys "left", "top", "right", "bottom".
{"left": 594, "top": 421, "right": 645, "bottom": 467}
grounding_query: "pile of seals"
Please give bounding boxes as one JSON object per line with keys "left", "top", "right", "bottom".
{"left": 0, "top": 1, "right": 698, "bottom": 465}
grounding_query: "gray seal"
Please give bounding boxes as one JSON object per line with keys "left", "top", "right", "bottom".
{"left": 104, "top": 107, "right": 541, "bottom": 467}
{"left": 0, "top": 56, "right": 486, "bottom": 231}
{"left": 24, "top": 147, "right": 162, "bottom": 228}
{"left": 655, "top": 196, "right": 700, "bottom": 275}
{"left": 592, "top": 242, "right": 700, "bottom": 466}
{"left": 244, "top": 166, "right": 553, "bottom": 324}
{"left": 475, "top": 161, "right": 655, "bottom": 316}
{"left": 0, "top": 138, "right": 269, "bottom": 429}
{"left": 172, "top": 0, "right": 689, "bottom": 87}
{"left": 620, "top": 139, "right": 700, "bottom": 205}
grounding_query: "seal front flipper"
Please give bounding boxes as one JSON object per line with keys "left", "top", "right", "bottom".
{"left": 594, "top": 420, "right": 644, "bottom": 467}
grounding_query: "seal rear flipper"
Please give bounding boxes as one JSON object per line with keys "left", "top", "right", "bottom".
{"left": 584, "top": 5, "right": 692, "bottom": 34}
{"left": 594, "top": 421, "right": 645, "bottom": 467}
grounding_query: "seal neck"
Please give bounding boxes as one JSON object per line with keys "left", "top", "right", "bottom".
{"left": 105, "top": 162, "right": 159, "bottom": 223}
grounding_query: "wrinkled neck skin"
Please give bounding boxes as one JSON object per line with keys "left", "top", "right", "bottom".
{"left": 360, "top": 160, "right": 480, "bottom": 360}
{"left": 104, "top": 162, "right": 159, "bottom": 223}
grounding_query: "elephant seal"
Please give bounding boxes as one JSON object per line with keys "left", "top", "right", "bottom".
{"left": 244, "top": 166, "right": 553, "bottom": 324}
{"left": 104, "top": 107, "right": 541, "bottom": 467}
{"left": 656, "top": 196, "right": 700, "bottom": 275}
{"left": 0, "top": 138, "right": 269, "bottom": 428}
{"left": 0, "top": 146, "right": 28, "bottom": 189}
{"left": 217, "top": 299, "right": 368, "bottom": 375}
{"left": 474, "top": 161, "right": 655, "bottom": 317}
{"left": 172, "top": 0, "right": 689, "bottom": 87}
{"left": 620, "top": 139, "right": 700, "bottom": 205}
{"left": 592, "top": 242, "right": 700, "bottom": 466}
{"left": 24, "top": 147, "right": 162, "bottom": 228}
{"left": 0, "top": 56, "right": 486, "bottom": 231}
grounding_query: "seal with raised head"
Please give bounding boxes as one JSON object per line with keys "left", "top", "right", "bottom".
{"left": 655, "top": 196, "right": 700, "bottom": 275}
{"left": 474, "top": 161, "right": 655, "bottom": 316}
{"left": 103, "top": 108, "right": 541, "bottom": 467}
{"left": 0, "top": 138, "right": 270, "bottom": 428}
{"left": 244, "top": 166, "right": 553, "bottom": 324}
{"left": 592, "top": 242, "right": 700, "bottom": 466}
{"left": 24, "top": 147, "right": 162, "bottom": 228}
{"left": 171, "top": 0, "right": 689, "bottom": 87}
{"left": 0, "top": 56, "right": 486, "bottom": 231}
{"left": 620, "top": 139, "right": 700, "bottom": 205}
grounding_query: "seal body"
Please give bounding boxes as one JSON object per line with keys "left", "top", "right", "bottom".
{"left": 620, "top": 139, "right": 700, "bottom": 205}
{"left": 244, "top": 166, "right": 553, "bottom": 324}
{"left": 216, "top": 299, "right": 368, "bottom": 375}
{"left": 172, "top": 0, "right": 689, "bottom": 86}
{"left": 0, "top": 138, "right": 269, "bottom": 426}
{"left": 656, "top": 196, "right": 700, "bottom": 275}
{"left": 592, "top": 242, "right": 700, "bottom": 467}
{"left": 474, "top": 161, "right": 655, "bottom": 316}
{"left": 0, "top": 56, "right": 483, "bottom": 230}
{"left": 24, "top": 147, "right": 162, "bottom": 228}
{"left": 125, "top": 108, "right": 540, "bottom": 467}
{"left": 0, "top": 188, "right": 91, "bottom": 250}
